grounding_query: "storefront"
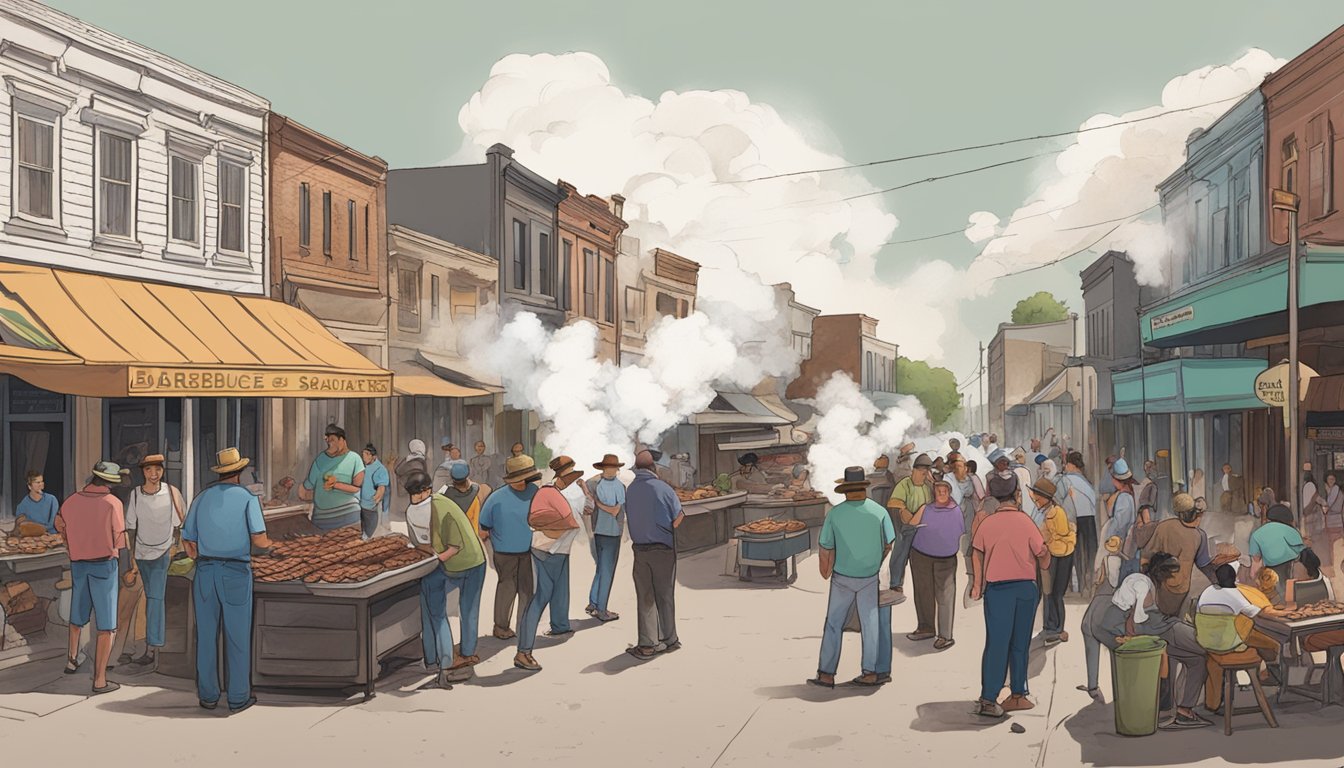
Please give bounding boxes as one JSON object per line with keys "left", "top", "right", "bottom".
{"left": 1306, "top": 374, "right": 1344, "bottom": 476}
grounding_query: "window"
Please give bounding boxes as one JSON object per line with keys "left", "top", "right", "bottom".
{"left": 218, "top": 160, "right": 246, "bottom": 253}
{"left": 655, "top": 291, "right": 677, "bottom": 318}
{"left": 1308, "top": 115, "right": 1333, "bottom": 219}
{"left": 322, "top": 191, "right": 332, "bottom": 256}
{"left": 451, "top": 286, "right": 477, "bottom": 320}
{"left": 347, "top": 200, "right": 356, "bottom": 260}
{"left": 512, "top": 219, "right": 528, "bottom": 290}
{"left": 15, "top": 114, "right": 56, "bottom": 221}
{"left": 1282, "top": 136, "right": 1298, "bottom": 195}
{"left": 677, "top": 298, "right": 689, "bottom": 318}
{"left": 1211, "top": 207, "right": 1227, "bottom": 272}
{"left": 397, "top": 268, "right": 419, "bottom": 330}
{"left": 624, "top": 287, "right": 644, "bottom": 330}
{"left": 97, "top": 132, "right": 133, "bottom": 237}
{"left": 561, "top": 240, "right": 573, "bottom": 310}
{"left": 430, "top": 275, "right": 440, "bottom": 322}
{"left": 1235, "top": 194, "right": 1250, "bottom": 263}
{"left": 866, "top": 351, "right": 874, "bottom": 389}
{"left": 603, "top": 257, "right": 615, "bottom": 323}
{"left": 539, "top": 232, "right": 553, "bottom": 298}
{"left": 298, "top": 183, "right": 310, "bottom": 247}
{"left": 169, "top": 155, "right": 199, "bottom": 243}
{"left": 1192, "top": 197, "right": 1207, "bottom": 279}
{"left": 583, "top": 249, "right": 598, "bottom": 318}
{"left": 363, "top": 204, "right": 369, "bottom": 258}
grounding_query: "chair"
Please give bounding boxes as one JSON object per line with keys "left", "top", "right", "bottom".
{"left": 1210, "top": 648, "right": 1279, "bottom": 735}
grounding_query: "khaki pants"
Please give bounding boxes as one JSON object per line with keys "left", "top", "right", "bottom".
{"left": 909, "top": 549, "right": 957, "bottom": 639}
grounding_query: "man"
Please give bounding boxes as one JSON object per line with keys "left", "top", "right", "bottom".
{"left": 1250, "top": 504, "right": 1305, "bottom": 587}
{"left": 1055, "top": 452, "right": 1098, "bottom": 597}
{"left": 1137, "top": 460, "right": 1159, "bottom": 518}
{"left": 867, "top": 455, "right": 897, "bottom": 508}
{"left": 469, "top": 440, "right": 496, "bottom": 489}
{"left": 298, "top": 424, "right": 365, "bottom": 531}
{"left": 947, "top": 452, "right": 983, "bottom": 513}
{"left": 732, "top": 452, "right": 772, "bottom": 494}
{"left": 971, "top": 473, "right": 1050, "bottom": 718}
{"left": 359, "top": 444, "right": 390, "bottom": 540}
{"left": 405, "top": 471, "right": 487, "bottom": 686}
{"left": 1219, "top": 463, "right": 1240, "bottom": 514}
{"left": 478, "top": 455, "right": 541, "bottom": 639}
{"left": 1032, "top": 477, "right": 1075, "bottom": 646}
{"left": 907, "top": 478, "right": 964, "bottom": 650}
{"left": 124, "top": 454, "right": 186, "bottom": 669}
{"left": 56, "top": 461, "right": 128, "bottom": 694}
{"left": 892, "top": 443, "right": 916, "bottom": 486}
{"left": 1144, "top": 494, "right": 1211, "bottom": 618}
{"left": 432, "top": 437, "right": 458, "bottom": 493}
{"left": 886, "top": 454, "right": 933, "bottom": 600}
{"left": 809, "top": 467, "right": 895, "bottom": 688}
{"left": 182, "top": 448, "right": 270, "bottom": 713}
{"left": 625, "top": 450, "right": 685, "bottom": 659}
{"left": 15, "top": 471, "right": 59, "bottom": 533}
{"left": 442, "top": 461, "right": 490, "bottom": 537}
{"left": 587, "top": 453, "right": 626, "bottom": 622}
{"left": 1196, "top": 563, "right": 1285, "bottom": 711}
{"left": 514, "top": 457, "right": 585, "bottom": 672}
{"left": 1028, "top": 437, "right": 1045, "bottom": 468}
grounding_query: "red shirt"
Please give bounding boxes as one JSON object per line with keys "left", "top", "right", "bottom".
{"left": 972, "top": 505, "right": 1047, "bottom": 583}
{"left": 57, "top": 485, "right": 126, "bottom": 561}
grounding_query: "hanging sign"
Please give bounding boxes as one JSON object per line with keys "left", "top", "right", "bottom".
{"left": 1254, "top": 362, "right": 1318, "bottom": 426}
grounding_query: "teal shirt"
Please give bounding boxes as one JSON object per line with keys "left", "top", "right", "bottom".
{"left": 1249, "top": 521, "right": 1305, "bottom": 567}
{"left": 820, "top": 499, "right": 896, "bottom": 579}
{"left": 303, "top": 450, "right": 364, "bottom": 520}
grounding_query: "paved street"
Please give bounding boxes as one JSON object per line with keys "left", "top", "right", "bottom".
{"left": 1, "top": 542, "right": 1342, "bottom": 768}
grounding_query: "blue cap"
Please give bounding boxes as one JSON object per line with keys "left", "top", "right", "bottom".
{"left": 969, "top": 435, "right": 982, "bottom": 448}
{"left": 450, "top": 462, "right": 471, "bottom": 481}
{"left": 1034, "top": 454, "right": 1047, "bottom": 466}
{"left": 1112, "top": 458, "right": 1132, "bottom": 480}
{"left": 988, "top": 448, "right": 1009, "bottom": 465}
{"left": 440, "top": 436, "right": 453, "bottom": 448}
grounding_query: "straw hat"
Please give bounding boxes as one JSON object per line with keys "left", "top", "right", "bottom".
{"left": 593, "top": 453, "right": 625, "bottom": 470}
{"left": 1104, "top": 535, "right": 1123, "bottom": 554}
{"left": 549, "top": 455, "right": 583, "bottom": 483}
{"left": 503, "top": 455, "right": 542, "bottom": 483}
{"left": 210, "top": 447, "right": 250, "bottom": 475}
{"left": 91, "top": 461, "right": 123, "bottom": 483}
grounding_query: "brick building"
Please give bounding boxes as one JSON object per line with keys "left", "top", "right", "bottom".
{"left": 557, "top": 181, "right": 627, "bottom": 362}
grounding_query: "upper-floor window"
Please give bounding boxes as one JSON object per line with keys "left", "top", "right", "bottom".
{"left": 1211, "top": 207, "right": 1227, "bottom": 273}
{"left": 512, "top": 219, "right": 528, "bottom": 290}
{"left": 169, "top": 154, "right": 200, "bottom": 244}
{"left": 430, "top": 275, "right": 440, "bottom": 322}
{"left": 363, "top": 204, "right": 369, "bottom": 258}
{"left": 866, "top": 351, "right": 874, "bottom": 389}
{"left": 218, "top": 160, "right": 246, "bottom": 253}
{"left": 298, "top": 183, "right": 310, "bottom": 248}
{"left": 1308, "top": 114, "right": 1334, "bottom": 219}
{"left": 539, "top": 232, "right": 553, "bottom": 298}
{"left": 97, "top": 132, "right": 133, "bottom": 238}
{"left": 347, "top": 199, "right": 356, "bottom": 260}
{"left": 1191, "top": 197, "right": 1207, "bottom": 281}
{"left": 655, "top": 291, "right": 677, "bottom": 318}
{"left": 583, "top": 248, "right": 597, "bottom": 319}
{"left": 397, "top": 267, "right": 419, "bottom": 330}
{"left": 561, "top": 240, "right": 573, "bottom": 310}
{"left": 603, "top": 256, "right": 615, "bottom": 323}
{"left": 15, "top": 114, "right": 57, "bottom": 222}
{"left": 321, "top": 191, "right": 332, "bottom": 256}
{"left": 451, "top": 286, "right": 478, "bottom": 321}
{"left": 1282, "top": 136, "right": 1299, "bottom": 195}
{"left": 624, "top": 287, "right": 644, "bottom": 331}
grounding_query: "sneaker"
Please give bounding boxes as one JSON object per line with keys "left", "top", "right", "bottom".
{"left": 199, "top": 699, "right": 219, "bottom": 710}
{"left": 906, "top": 631, "right": 936, "bottom": 642}
{"left": 228, "top": 696, "right": 258, "bottom": 714}
{"left": 1043, "top": 634, "right": 1062, "bottom": 647}
{"left": 492, "top": 628, "right": 516, "bottom": 640}
{"left": 596, "top": 610, "right": 621, "bottom": 622}
{"left": 999, "top": 693, "right": 1035, "bottom": 712}
{"left": 1159, "top": 712, "right": 1213, "bottom": 730}
{"left": 91, "top": 681, "right": 121, "bottom": 695}
{"left": 976, "top": 698, "right": 1006, "bottom": 718}
{"left": 513, "top": 653, "right": 541, "bottom": 672}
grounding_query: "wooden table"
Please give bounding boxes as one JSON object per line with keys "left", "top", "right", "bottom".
{"left": 1254, "top": 612, "right": 1344, "bottom": 707}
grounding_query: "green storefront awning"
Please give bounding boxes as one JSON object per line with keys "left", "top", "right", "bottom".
{"left": 1140, "top": 244, "right": 1344, "bottom": 348}
{"left": 1113, "top": 358, "right": 1269, "bottom": 415}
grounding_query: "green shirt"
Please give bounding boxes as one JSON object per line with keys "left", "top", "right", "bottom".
{"left": 430, "top": 494, "right": 485, "bottom": 573}
{"left": 303, "top": 450, "right": 364, "bottom": 519}
{"left": 820, "top": 499, "right": 896, "bottom": 579}
{"left": 888, "top": 476, "right": 932, "bottom": 520}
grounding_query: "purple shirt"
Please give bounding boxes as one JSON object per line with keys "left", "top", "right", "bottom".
{"left": 911, "top": 500, "right": 965, "bottom": 558}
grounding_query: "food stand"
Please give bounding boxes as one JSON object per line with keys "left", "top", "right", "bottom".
{"left": 673, "top": 489, "right": 748, "bottom": 554}
{"left": 0, "top": 534, "right": 69, "bottom": 651}
{"left": 733, "top": 519, "right": 810, "bottom": 583}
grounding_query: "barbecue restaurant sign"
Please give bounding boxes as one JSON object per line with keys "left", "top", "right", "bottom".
{"left": 1254, "top": 362, "right": 1317, "bottom": 424}
{"left": 128, "top": 367, "right": 391, "bottom": 397}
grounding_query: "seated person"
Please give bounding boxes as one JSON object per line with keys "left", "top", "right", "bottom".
{"left": 1196, "top": 564, "right": 1285, "bottom": 706}
{"left": 1257, "top": 567, "right": 1283, "bottom": 608}
{"left": 1285, "top": 548, "right": 1334, "bottom": 605}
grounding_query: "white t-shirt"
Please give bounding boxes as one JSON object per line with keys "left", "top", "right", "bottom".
{"left": 405, "top": 499, "right": 432, "bottom": 545}
{"left": 126, "top": 484, "right": 181, "bottom": 561}
{"left": 1197, "top": 585, "right": 1261, "bottom": 618}
{"left": 1111, "top": 573, "right": 1157, "bottom": 624}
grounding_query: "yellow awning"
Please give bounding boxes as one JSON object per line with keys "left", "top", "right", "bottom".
{"left": 0, "top": 263, "right": 392, "bottom": 398}
{"left": 391, "top": 361, "right": 491, "bottom": 398}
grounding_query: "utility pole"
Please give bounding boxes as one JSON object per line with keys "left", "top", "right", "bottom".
{"left": 978, "top": 340, "right": 986, "bottom": 434}
{"left": 1272, "top": 188, "right": 1302, "bottom": 529}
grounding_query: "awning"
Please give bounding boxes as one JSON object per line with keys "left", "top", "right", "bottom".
{"left": 1306, "top": 373, "right": 1344, "bottom": 428}
{"left": 1112, "top": 358, "right": 1268, "bottom": 415}
{"left": 417, "top": 350, "right": 502, "bottom": 394}
{"left": 715, "top": 425, "right": 811, "bottom": 451}
{"left": 690, "top": 392, "right": 797, "bottom": 427}
{"left": 392, "top": 361, "right": 491, "bottom": 398}
{"left": 1140, "top": 244, "right": 1344, "bottom": 348}
{"left": 1025, "top": 370, "right": 1073, "bottom": 406}
{"left": 0, "top": 263, "right": 391, "bottom": 397}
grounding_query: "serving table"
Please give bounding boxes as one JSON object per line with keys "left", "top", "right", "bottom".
{"left": 1254, "top": 611, "right": 1344, "bottom": 707}
{"left": 675, "top": 491, "right": 747, "bottom": 555}
{"left": 733, "top": 528, "right": 811, "bottom": 584}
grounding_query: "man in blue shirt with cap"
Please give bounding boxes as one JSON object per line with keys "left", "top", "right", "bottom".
{"left": 182, "top": 447, "right": 271, "bottom": 714}
{"left": 359, "top": 443, "right": 391, "bottom": 540}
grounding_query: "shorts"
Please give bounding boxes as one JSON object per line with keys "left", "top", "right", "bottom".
{"left": 70, "top": 559, "right": 119, "bottom": 632}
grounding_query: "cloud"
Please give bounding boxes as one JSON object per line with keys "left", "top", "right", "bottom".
{"left": 965, "top": 211, "right": 1000, "bottom": 243}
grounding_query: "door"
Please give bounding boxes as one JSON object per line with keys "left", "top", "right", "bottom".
{"left": 106, "top": 398, "right": 161, "bottom": 493}
{"left": 9, "top": 422, "right": 64, "bottom": 505}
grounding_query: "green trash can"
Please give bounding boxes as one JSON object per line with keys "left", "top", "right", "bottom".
{"left": 1110, "top": 635, "right": 1166, "bottom": 736}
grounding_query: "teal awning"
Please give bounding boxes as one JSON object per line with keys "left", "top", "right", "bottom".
{"left": 1140, "top": 244, "right": 1344, "bottom": 348}
{"left": 1113, "top": 358, "right": 1269, "bottom": 415}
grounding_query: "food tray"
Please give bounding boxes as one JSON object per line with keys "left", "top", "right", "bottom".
{"left": 1263, "top": 611, "right": 1344, "bottom": 630}
{"left": 680, "top": 491, "right": 748, "bottom": 514}
{"left": 253, "top": 555, "right": 437, "bottom": 600}
{"left": 0, "top": 548, "right": 69, "bottom": 574}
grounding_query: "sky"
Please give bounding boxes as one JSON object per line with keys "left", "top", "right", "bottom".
{"left": 43, "top": 0, "right": 1344, "bottom": 406}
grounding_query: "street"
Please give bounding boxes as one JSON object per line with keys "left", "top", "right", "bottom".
{"left": 2, "top": 542, "right": 1342, "bottom": 768}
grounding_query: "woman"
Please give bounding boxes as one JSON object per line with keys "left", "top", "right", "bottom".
{"left": 1033, "top": 478, "right": 1075, "bottom": 646}
{"left": 906, "top": 479, "right": 964, "bottom": 650}
{"left": 1285, "top": 548, "right": 1335, "bottom": 604}
{"left": 1326, "top": 474, "right": 1344, "bottom": 537}
{"left": 1078, "top": 535, "right": 1125, "bottom": 702}
{"left": 1303, "top": 471, "right": 1326, "bottom": 546}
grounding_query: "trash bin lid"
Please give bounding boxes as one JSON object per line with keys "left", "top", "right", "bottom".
{"left": 1117, "top": 635, "right": 1167, "bottom": 654}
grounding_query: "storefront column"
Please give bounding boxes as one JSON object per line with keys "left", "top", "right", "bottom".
{"left": 74, "top": 397, "right": 102, "bottom": 483}
{"left": 182, "top": 399, "right": 195, "bottom": 502}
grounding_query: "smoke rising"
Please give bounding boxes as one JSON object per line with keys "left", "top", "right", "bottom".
{"left": 807, "top": 374, "right": 927, "bottom": 503}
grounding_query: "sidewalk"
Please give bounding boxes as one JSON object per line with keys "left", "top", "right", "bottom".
{"left": 0, "top": 543, "right": 1340, "bottom": 767}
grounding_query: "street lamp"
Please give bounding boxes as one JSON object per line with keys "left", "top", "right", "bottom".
{"left": 1270, "top": 189, "right": 1301, "bottom": 523}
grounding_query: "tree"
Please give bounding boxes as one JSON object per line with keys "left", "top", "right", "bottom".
{"left": 895, "top": 357, "right": 961, "bottom": 428}
{"left": 1011, "top": 291, "right": 1070, "bottom": 325}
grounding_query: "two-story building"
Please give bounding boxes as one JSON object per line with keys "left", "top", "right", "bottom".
{"left": 1078, "top": 251, "right": 1145, "bottom": 474}
{"left": 0, "top": 1, "right": 388, "bottom": 510}
{"left": 985, "top": 317, "right": 1074, "bottom": 445}
{"left": 786, "top": 314, "right": 898, "bottom": 406}
{"left": 557, "top": 181, "right": 626, "bottom": 362}
{"left": 618, "top": 245, "right": 698, "bottom": 366}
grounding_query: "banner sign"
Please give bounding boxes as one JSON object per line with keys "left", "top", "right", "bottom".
{"left": 129, "top": 367, "right": 391, "bottom": 397}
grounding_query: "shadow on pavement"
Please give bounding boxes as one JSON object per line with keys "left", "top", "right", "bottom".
{"left": 1061, "top": 696, "right": 1344, "bottom": 766}
{"left": 580, "top": 650, "right": 652, "bottom": 676}
{"left": 754, "top": 683, "right": 881, "bottom": 703}
{"left": 95, "top": 688, "right": 230, "bottom": 718}
{"left": 909, "top": 700, "right": 1014, "bottom": 732}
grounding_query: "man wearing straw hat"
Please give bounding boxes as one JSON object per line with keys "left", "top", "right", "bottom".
{"left": 479, "top": 454, "right": 542, "bottom": 640}
{"left": 182, "top": 448, "right": 271, "bottom": 713}
{"left": 586, "top": 453, "right": 627, "bottom": 623}
{"left": 513, "top": 456, "right": 586, "bottom": 672}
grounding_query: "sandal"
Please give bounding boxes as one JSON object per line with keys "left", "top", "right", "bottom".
{"left": 625, "top": 646, "right": 657, "bottom": 660}
{"left": 806, "top": 677, "right": 836, "bottom": 689}
{"left": 63, "top": 656, "right": 81, "bottom": 675}
{"left": 933, "top": 637, "right": 955, "bottom": 651}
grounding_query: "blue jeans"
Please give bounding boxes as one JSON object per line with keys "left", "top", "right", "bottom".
{"left": 193, "top": 559, "right": 253, "bottom": 708}
{"left": 518, "top": 551, "right": 570, "bottom": 653}
{"left": 136, "top": 552, "right": 172, "bottom": 648}
{"left": 818, "top": 573, "right": 879, "bottom": 675}
{"left": 981, "top": 580, "right": 1038, "bottom": 702}
{"left": 876, "top": 603, "right": 892, "bottom": 676}
{"left": 419, "top": 562, "right": 486, "bottom": 664}
{"left": 889, "top": 525, "right": 916, "bottom": 589}
{"left": 70, "top": 559, "right": 118, "bottom": 631}
{"left": 588, "top": 534, "right": 620, "bottom": 611}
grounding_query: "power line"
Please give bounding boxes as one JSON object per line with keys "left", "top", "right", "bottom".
{"left": 986, "top": 220, "right": 1128, "bottom": 280}
{"left": 728, "top": 93, "right": 1247, "bottom": 184}
{"left": 877, "top": 203, "right": 1158, "bottom": 249}
{"left": 838, "top": 151, "right": 1061, "bottom": 205}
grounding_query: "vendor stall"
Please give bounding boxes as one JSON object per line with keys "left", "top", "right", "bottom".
{"left": 733, "top": 519, "right": 811, "bottom": 584}
{"left": 741, "top": 493, "right": 829, "bottom": 528}
{"left": 674, "top": 490, "right": 747, "bottom": 554}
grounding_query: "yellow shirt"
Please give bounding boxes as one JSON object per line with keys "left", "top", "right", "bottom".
{"left": 1042, "top": 504, "right": 1076, "bottom": 557}
{"left": 1235, "top": 584, "right": 1272, "bottom": 638}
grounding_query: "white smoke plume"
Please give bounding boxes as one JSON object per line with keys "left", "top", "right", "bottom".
{"left": 807, "top": 374, "right": 927, "bottom": 503}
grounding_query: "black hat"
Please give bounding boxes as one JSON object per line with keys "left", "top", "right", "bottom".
{"left": 403, "top": 471, "right": 432, "bottom": 494}
{"left": 324, "top": 424, "right": 346, "bottom": 439}
{"left": 912, "top": 453, "right": 933, "bottom": 469}
{"left": 834, "top": 466, "right": 871, "bottom": 493}
{"left": 988, "top": 473, "right": 1020, "bottom": 501}
{"left": 738, "top": 452, "right": 760, "bottom": 466}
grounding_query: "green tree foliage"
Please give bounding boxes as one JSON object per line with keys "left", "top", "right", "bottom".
{"left": 1010, "top": 291, "right": 1070, "bottom": 325}
{"left": 895, "top": 357, "right": 961, "bottom": 428}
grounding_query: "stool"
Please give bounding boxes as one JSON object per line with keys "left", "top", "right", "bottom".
{"left": 1211, "top": 650, "right": 1278, "bottom": 736}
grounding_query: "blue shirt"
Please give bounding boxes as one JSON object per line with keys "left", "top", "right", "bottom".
{"left": 820, "top": 499, "right": 896, "bottom": 579}
{"left": 1249, "top": 521, "right": 1305, "bottom": 567}
{"left": 16, "top": 492, "right": 59, "bottom": 533}
{"left": 182, "top": 482, "right": 266, "bottom": 561}
{"left": 478, "top": 484, "right": 538, "bottom": 554}
{"left": 589, "top": 476, "right": 627, "bottom": 537}
{"left": 625, "top": 469, "right": 683, "bottom": 548}
{"left": 1055, "top": 471, "right": 1097, "bottom": 519}
{"left": 1104, "top": 491, "right": 1137, "bottom": 546}
{"left": 359, "top": 459, "right": 391, "bottom": 512}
